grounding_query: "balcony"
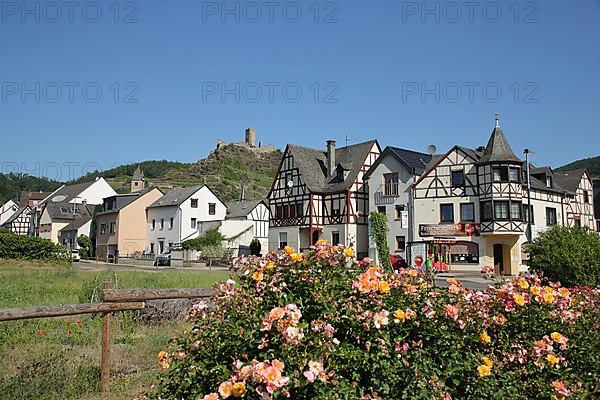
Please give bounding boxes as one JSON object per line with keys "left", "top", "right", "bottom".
{"left": 374, "top": 183, "right": 400, "bottom": 205}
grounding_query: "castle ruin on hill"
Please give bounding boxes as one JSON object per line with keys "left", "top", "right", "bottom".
{"left": 216, "top": 128, "right": 276, "bottom": 154}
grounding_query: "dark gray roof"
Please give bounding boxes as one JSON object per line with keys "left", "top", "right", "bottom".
{"left": 19, "top": 191, "right": 52, "bottom": 206}
{"left": 478, "top": 127, "right": 522, "bottom": 164}
{"left": 96, "top": 187, "right": 160, "bottom": 216}
{"left": 132, "top": 166, "right": 144, "bottom": 181}
{"left": 59, "top": 216, "right": 92, "bottom": 232}
{"left": 148, "top": 185, "right": 204, "bottom": 208}
{"left": 44, "top": 201, "right": 93, "bottom": 221}
{"left": 286, "top": 140, "right": 380, "bottom": 193}
{"left": 363, "top": 146, "right": 432, "bottom": 180}
{"left": 225, "top": 200, "right": 264, "bottom": 219}
{"left": 43, "top": 180, "right": 98, "bottom": 204}
{"left": 552, "top": 169, "right": 587, "bottom": 193}
{"left": 2, "top": 205, "right": 30, "bottom": 226}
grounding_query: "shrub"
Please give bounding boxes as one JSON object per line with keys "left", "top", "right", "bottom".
{"left": 151, "top": 242, "right": 600, "bottom": 400}
{"left": 0, "top": 231, "right": 68, "bottom": 260}
{"left": 525, "top": 225, "right": 600, "bottom": 287}
{"left": 249, "top": 238, "right": 261, "bottom": 256}
{"left": 369, "top": 211, "right": 392, "bottom": 271}
{"left": 184, "top": 229, "right": 224, "bottom": 251}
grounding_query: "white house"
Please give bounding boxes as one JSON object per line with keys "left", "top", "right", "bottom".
{"left": 0, "top": 199, "right": 19, "bottom": 226}
{"left": 221, "top": 200, "right": 270, "bottom": 256}
{"left": 146, "top": 185, "right": 227, "bottom": 254}
{"left": 38, "top": 202, "right": 94, "bottom": 243}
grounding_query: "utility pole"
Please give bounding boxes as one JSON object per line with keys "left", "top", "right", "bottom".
{"left": 524, "top": 149, "right": 532, "bottom": 242}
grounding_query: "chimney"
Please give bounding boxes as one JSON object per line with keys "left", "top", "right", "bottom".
{"left": 245, "top": 128, "right": 256, "bottom": 147}
{"left": 327, "top": 140, "right": 336, "bottom": 176}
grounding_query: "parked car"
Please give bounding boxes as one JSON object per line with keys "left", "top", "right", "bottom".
{"left": 154, "top": 250, "right": 171, "bottom": 266}
{"left": 390, "top": 254, "right": 408, "bottom": 269}
{"left": 71, "top": 249, "right": 80, "bottom": 262}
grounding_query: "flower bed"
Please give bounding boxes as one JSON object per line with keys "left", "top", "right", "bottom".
{"left": 150, "top": 243, "right": 600, "bottom": 399}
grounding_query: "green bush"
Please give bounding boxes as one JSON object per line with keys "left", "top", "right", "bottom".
{"left": 249, "top": 238, "right": 261, "bottom": 256}
{"left": 369, "top": 211, "right": 392, "bottom": 271}
{"left": 0, "top": 232, "right": 68, "bottom": 260}
{"left": 151, "top": 243, "right": 600, "bottom": 399}
{"left": 525, "top": 226, "right": 600, "bottom": 287}
{"left": 184, "top": 229, "right": 224, "bottom": 251}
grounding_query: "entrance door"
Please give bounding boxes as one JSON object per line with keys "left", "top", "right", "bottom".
{"left": 311, "top": 230, "right": 319, "bottom": 246}
{"left": 493, "top": 244, "right": 504, "bottom": 274}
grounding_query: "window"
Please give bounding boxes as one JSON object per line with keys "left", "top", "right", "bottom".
{"left": 509, "top": 167, "right": 521, "bottom": 182}
{"left": 481, "top": 201, "right": 493, "bottom": 221}
{"left": 279, "top": 232, "right": 288, "bottom": 249}
{"left": 583, "top": 191, "right": 590, "bottom": 203}
{"left": 191, "top": 198, "right": 198, "bottom": 208}
{"left": 546, "top": 207, "right": 557, "bottom": 226}
{"left": 296, "top": 202, "right": 303, "bottom": 217}
{"left": 383, "top": 173, "right": 398, "bottom": 196}
{"left": 493, "top": 167, "right": 508, "bottom": 182}
{"left": 546, "top": 176, "right": 553, "bottom": 188}
{"left": 151, "top": 219, "right": 156, "bottom": 230}
{"left": 283, "top": 205, "right": 289, "bottom": 218}
{"left": 150, "top": 243, "right": 155, "bottom": 254}
{"left": 332, "top": 231, "right": 340, "bottom": 245}
{"left": 494, "top": 201, "right": 509, "bottom": 220}
{"left": 169, "top": 218, "right": 173, "bottom": 229}
{"left": 275, "top": 205, "right": 283, "bottom": 219}
{"left": 160, "top": 218, "right": 164, "bottom": 230}
{"left": 395, "top": 236, "right": 406, "bottom": 252}
{"left": 523, "top": 204, "right": 534, "bottom": 223}
{"left": 331, "top": 198, "right": 341, "bottom": 216}
{"left": 510, "top": 202, "right": 522, "bottom": 221}
{"left": 100, "top": 223, "right": 107, "bottom": 234}
{"left": 377, "top": 206, "right": 386, "bottom": 214}
{"left": 191, "top": 218, "right": 197, "bottom": 229}
{"left": 460, "top": 203, "right": 475, "bottom": 222}
{"left": 574, "top": 217, "right": 581, "bottom": 228}
{"left": 109, "top": 222, "right": 116, "bottom": 234}
{"left": 451, "top": 170, "right": 465, "bottom": 187}
{"left": 395, "top": 205, "right": 405, "bottom": 220}
{"left": 440, "top": 204, "right": 454, "bottom": 223}
{"left": 209, "top": 203, "right": 216, "bottom": 215}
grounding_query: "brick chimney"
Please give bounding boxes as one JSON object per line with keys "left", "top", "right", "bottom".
{"left": 327, "top": 140, "right": 336, "bottom": 176}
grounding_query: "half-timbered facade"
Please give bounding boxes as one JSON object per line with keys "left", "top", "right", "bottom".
{"left": 223, "top": 200, "right": 270, "bottom": 253}
{"left": 268, "top": 140, "right": 380, "bottom": 257}
{"left": 0, "top": 199, "right": 19, "bottom": 226}
{"left": 412, "top": 117, "right": 596, "bottom": 275}
{"left": 1, "top": 205, "right": 31, "bottom": 235}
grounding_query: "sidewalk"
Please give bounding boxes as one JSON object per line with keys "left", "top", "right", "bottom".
{"left": 79, "top": 259, "right": 231, "bottom": 273}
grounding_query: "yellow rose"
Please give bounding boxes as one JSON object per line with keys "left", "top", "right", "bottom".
{"left": 543, "top": 292, "right": 555, "bottom": 304}
{"left": 290, "top": 253, "right": 303, "bottom": 262}
{"left": 283, "top": 246, "right": 294, "bottom": 255}
{"left": 513, "top": 294, "right": 526, "bottom": 306}
{"left": 558, "top": 287, "right": 570, "bottom": 298}
{"left": 265, "top": 261, "right": 275, "bottom": 270}
{"left": 232, "top": 382, "right": 246, "bottom": 397}
{"left": 480, "top": 331, "right": 491, "bottom": 344}
{"left": 316, "top": 239, "right": 328, "bottom": 246}
{"left": 379, "top": 281, "right": 390, "bottom": 294}
{"left": 530, "top": 286, "right": 541, "bottom": 296}
{"left": 481, "top": 357, "right": 493, "bottom": 367}
{"left": 550, "top": 332, "right": 562, "bottom": 343}
{"left": 477, "top": 365, "right": 492, "bottom": 377}
{"left": 544, "top": 286, "right": 554, "bottom": 294}
{"left": 252, "top": 271, "right": 264, "bottom": 281}
{"left": 394, "top": 309, "right": 406, "bottom": 322}
{"left": 343, "top": 248, "right": 355, "bottom": 258}
{"left": 547, "top": 353, "right": 559, "bottom": 366}
{"left": 518, "top": 278, "right": 530, "bottom": 290}
{"left": 158, "top": 351, "right": 170, "bottom": 369}
{"left": 219, "top": 381, "right": 233, "bottom": 398}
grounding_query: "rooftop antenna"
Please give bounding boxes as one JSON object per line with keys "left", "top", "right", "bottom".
{"left": 426, "top": 144, "right": 437, "bottom": 155}
{"left": 495, "top": 113, "right": 500, "bottom": 128}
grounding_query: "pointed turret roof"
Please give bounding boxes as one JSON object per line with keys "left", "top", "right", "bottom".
{"left": 132, "top": 165, "right": 144, "bottom": 181}
{"left": 478, "top": 115, "right": 522, "bottom": 164}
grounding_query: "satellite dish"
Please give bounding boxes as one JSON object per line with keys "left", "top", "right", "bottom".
{"left": 287, "top": 180, "right": 294, "bottom": 188}
{"left": 427, "top": 144, "right": 437, "bottom": 155}
{"left": 51, "top": 195, "right": 67, "bottom": 202}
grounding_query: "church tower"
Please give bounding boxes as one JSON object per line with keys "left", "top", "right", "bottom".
{"left": 131, "top": 166, "right": 145, "bottom": 193}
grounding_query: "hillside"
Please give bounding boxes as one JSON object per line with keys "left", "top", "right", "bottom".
{"left": 556, "top": 155, "right": 600, "bottom": 178}
{"left": 0, "top": 173, "right": 61, "bottom": 204}
{"left": 71, "top": 144, "right": 283, "bottom": 201}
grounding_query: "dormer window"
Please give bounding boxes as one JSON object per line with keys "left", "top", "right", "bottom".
{"left": 546, "top": 176, "right": 553, "bottom": 188}
{"left": 336, "top": 168, "right": 344, "bottom": 182}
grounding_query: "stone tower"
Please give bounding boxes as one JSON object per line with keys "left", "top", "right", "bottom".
{"left": 245, "top": 128, "right": 257, "bottom": 147}
{"left": 131, "top": 166, "right": 145, "bottom": 193}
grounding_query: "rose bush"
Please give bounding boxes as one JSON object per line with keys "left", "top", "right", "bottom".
{"left": 150, "top": 242, "right": 600, "bottom": 399}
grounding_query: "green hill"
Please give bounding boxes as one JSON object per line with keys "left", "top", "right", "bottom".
{"left": 0, "top": 173, "right": 62, "bottom": 204}
{"left": 556, "top": 156, "right": 600, "bottom": 178}
{"left": 70, "top": 144, "right": 283, "bottom": 201}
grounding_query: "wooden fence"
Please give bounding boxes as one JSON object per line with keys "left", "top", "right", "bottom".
{"left": 0, "top": 280, "right": 214, "bottom": 395}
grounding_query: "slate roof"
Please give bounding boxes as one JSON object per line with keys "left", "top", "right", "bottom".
{"left": 19, "top": 191, "right": 53, "bottom": 206}
{"left": 225, "top": 200, "right": 263, "bottom": 219}
{"left": 96, "top": 187, "right": 160, "bottom": 216}
{"left": 42, "top": 180, "right": 98, "bottom": 204}
{"left": 478, "top": 126, "right": 522, "bottom": 164}
{"left": 364, "top": 146, "right": 432, "bottom": 180}
{"left": 59, "top": 216, "right": 92, "bottom": 232}
{"left": 148, "top": 185, "right": 204, "bottom": 208}
{"left": 2, "top": 205, "right": 30, "bottom": 226}
{"left": 552, "top": 169, "right": 587, "bottom": 193}
{"left": 286, "top": 140, "right": 380, "bottom": 193}
{"left": 43, "top": 201, "right": 93, "bottom": 221}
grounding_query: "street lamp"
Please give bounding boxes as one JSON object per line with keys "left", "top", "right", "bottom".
{"left": 523, "top": 149, "right": 533, "bottom": 242}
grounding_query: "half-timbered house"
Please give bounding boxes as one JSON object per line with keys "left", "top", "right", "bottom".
{"left": 268, "top": 139, "right": 380, "bottom": 257}
{"left": 412, "top": 117, "right": 596, "bottom": 275}
{"left": 1, "top": 205, "right": 31, "bottom": 235}
{"left": 0, "top": 199, "right": 19, "bottom": 226}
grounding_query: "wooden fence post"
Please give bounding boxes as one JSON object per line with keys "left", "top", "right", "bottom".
{"left": 100, "top": 279, "right": 112, "bottom": 395}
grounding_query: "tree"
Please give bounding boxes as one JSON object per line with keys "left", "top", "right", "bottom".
{"left": 77, "top": 234, "right": 92, "bottom": 257}
{"left": 369, "top": 211, "right": 392, "bottom": 272}
{"left": 525, "top": 225, "right": 600, "bottom": 287}
{"left": 250, "top": 238, "right": 261, "bottom": 256}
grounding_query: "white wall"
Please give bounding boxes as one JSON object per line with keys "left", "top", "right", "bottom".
{"left": 147, "top": 206, "right": 181, "bottom": 253}
{"left": 73, "top": 178, "right": 117, "bottom": 205}
{"left": 0, "top": 200, "right": 19, "bottom": 226}
{"left": 180, "top": 186, "right": 227, "bottom": 242}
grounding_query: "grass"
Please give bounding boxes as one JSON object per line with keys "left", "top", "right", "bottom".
{"left": 0, "top": 261, "right": 227, "bottom": 400}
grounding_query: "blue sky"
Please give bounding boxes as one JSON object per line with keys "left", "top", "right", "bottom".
{"left": 1, "top": 0, "right": 599, "bottom": 181}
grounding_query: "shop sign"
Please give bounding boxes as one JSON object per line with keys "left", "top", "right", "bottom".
{"left": 419, "top": 223, "right": 481, "bottom": 237}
